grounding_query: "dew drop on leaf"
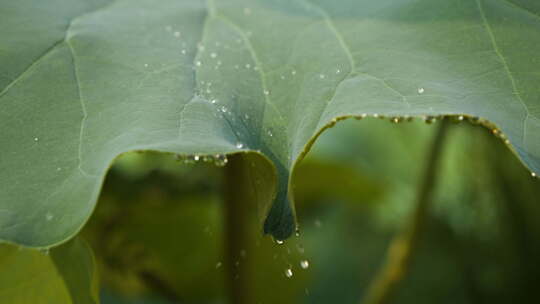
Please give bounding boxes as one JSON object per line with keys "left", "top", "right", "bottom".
{"left": 300, "top": 260, "right": 310, "bottom": 269}
{"left": 276, "top": 239, "right": 284, "bottom": 245}
{"left": 532, "top": 172, "right": 537, "bottom": 178}
{"left": 34, "top": 137, "right": 39, "bottom": 141}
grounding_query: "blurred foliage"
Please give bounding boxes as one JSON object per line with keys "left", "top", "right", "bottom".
{"left": 78, "top": 118, "right": 540, "bottom": 304}
{"left": 0, "top": 238, "right": 99, "bottom": 304}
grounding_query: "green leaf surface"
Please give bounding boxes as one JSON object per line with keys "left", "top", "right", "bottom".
{"left": 1, "top": 0, "right": 539, "bottom": 247}
{"left": 0, "top": 238, "right": 99, "bottom": 304}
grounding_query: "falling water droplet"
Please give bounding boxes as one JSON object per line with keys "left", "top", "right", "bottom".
{"left": 418, "top": 87, "right": 425, "bottom": 94}
{"left": 285, "top": 268, "right": 293, "bottom": 278}
{"left": 211, "top": 99, "right": 217, "bottom": 104}
{"left": 336, "top": 69, "right": 341, "bottom": 74}
{"left": 300, "top": 260, "right": 310, "bottom": 269}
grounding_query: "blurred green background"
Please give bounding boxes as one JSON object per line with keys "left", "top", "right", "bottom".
{"left": 80, "top": 118, "right": 540, "bottom": 304}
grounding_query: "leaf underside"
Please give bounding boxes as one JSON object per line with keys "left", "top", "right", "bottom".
{"left": 1, "top": 0, "right": 539, "bottom": 247}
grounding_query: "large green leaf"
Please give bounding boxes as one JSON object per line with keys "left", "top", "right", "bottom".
{"left": 1, "top": 0, "right": 539, "bottom": 247}
{"left": 0, "top": 238, "right": 99, "bottom": 303}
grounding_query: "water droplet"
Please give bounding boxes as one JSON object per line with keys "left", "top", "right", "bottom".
{"left": 217, "top": 60, "right": 222, "bottom": 66}
{"left": 319, "top": 74, "right": 326, "bottom": 79}
{"left": 532, "top": 172, "right": 537, "bottom": 178}
{"left": 210, "top": 52, "right": 217, "bottom": 58}
{"left": 45, "top": 212, "right": 53, "bottom": 221}
{"left": 220, "top": 106, "right": 228, "bottom": 113}
{"left": 300, "top": 260, "right": 310, "bottom": 269}
{"left": 336, "top": 69, "right": 341, "bottom": 74}
{"left": 285, "top": 268, "right": 293, "bottom": 278}
{"left": 216, "top": 262, "right": 222, "bottom": 269}
{"left": 173, "top": 31, "right": 181, "bottom": 38}
{"left": 234, "top": 64, "right": 240, "bottom": 69}
{"left": 214, "top": 154, "right": 228, "bottom": 167}
{"left": 267, "top": 130, "right": 273, "bottom": 137}
{"left": 243, "top": 7, "right": 252, "bottom": 15}
{"left": 504, "top": 139, "right": 510, "bottom": 145}
{"left": 211, "top": 99, "right": 217, "bottom": 104}
{"left": 181, "top": 49, "right": 187, "bottom": 55}
{"left": 194, "top": 155, "right": 200, "bottom": 161}
{"left": 195, "top": 60, "right": 202, "bottom": 67}
{"left": 458, "top": 115, "right": 464, "bottom": 121}
{"left": 372, "top": 114, "right": 379, "bottom": 118}
{"left": 34, "top": 137, "right": 39, "bottom": 141}
{"left": 291, "top": 69, "right": 297, "bottom": 75}
{"left": 56, "top": 167, "right": 62, "bottom": 171}
{"left": 280, "top": 75, "right": 285, "bottom": 80}
{"left": 39, "top": 248, "right": 50, "bottom": 255}
{"left": 263, "top": 89, "right": 270, "bottom": 95}
{"left": 418, "top": 87, "right": 425, "bottom": 94}
{"left": 314, "top": 219, "right": 322, "bottom": 228}
{"left": 165, "top": 25, "right": 172, "bottom": 32}
{"left": 144, "top": 63, "right": 149, "bottom": 68}
{"left": 276, "top": 239, "right": 284, "bottom": 245}
{"left": 392, "top": 117, "right": 400, "bottom": 123}
{"left": 197, "top": 44, "right": 205, "bottom": 52}
{"left": 236, "top": 142, "right": 244, "bottom": 149}
{"left": 245, "top": 63, "right": 251, "bottom": 69}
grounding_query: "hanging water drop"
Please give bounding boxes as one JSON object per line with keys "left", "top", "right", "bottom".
{"left": 418, "top": 87, "right": 425, "bottom": 94}
{"left": 194, "top": 155, "right": 200, "bottom": 161}
{"left": 336, "top": 69, "right": 341, "bottom": 74}
{"left": 532, "top": 172, "right": 537, "bottom": 178}
{"left": 285, "top": 268, "right": 293, "bottom": 278}
{"left": 300, "top": 260, "right": 310, "bottom": 269}
{"left": 236, "top": 142, "right": 244, "bottom": 149}
{"left": 211, "top": 99, "right": 217, "bottom": 104}
{"left": 214, "top": 154, "right": 228, "bottom": 167}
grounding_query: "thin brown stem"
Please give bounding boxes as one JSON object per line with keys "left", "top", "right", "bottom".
{"left": 223, "top": 154, "right": 253, "bottom": 304}
{"left": 362, "top": 118, "right": 451, "bottom": 304}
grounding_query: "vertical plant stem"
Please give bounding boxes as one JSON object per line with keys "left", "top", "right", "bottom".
{"left": 223, "top": 154, "right": 252, "bottom": 304}
{"left": 362, "top": 118, "right": 451, "bottom": 304}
